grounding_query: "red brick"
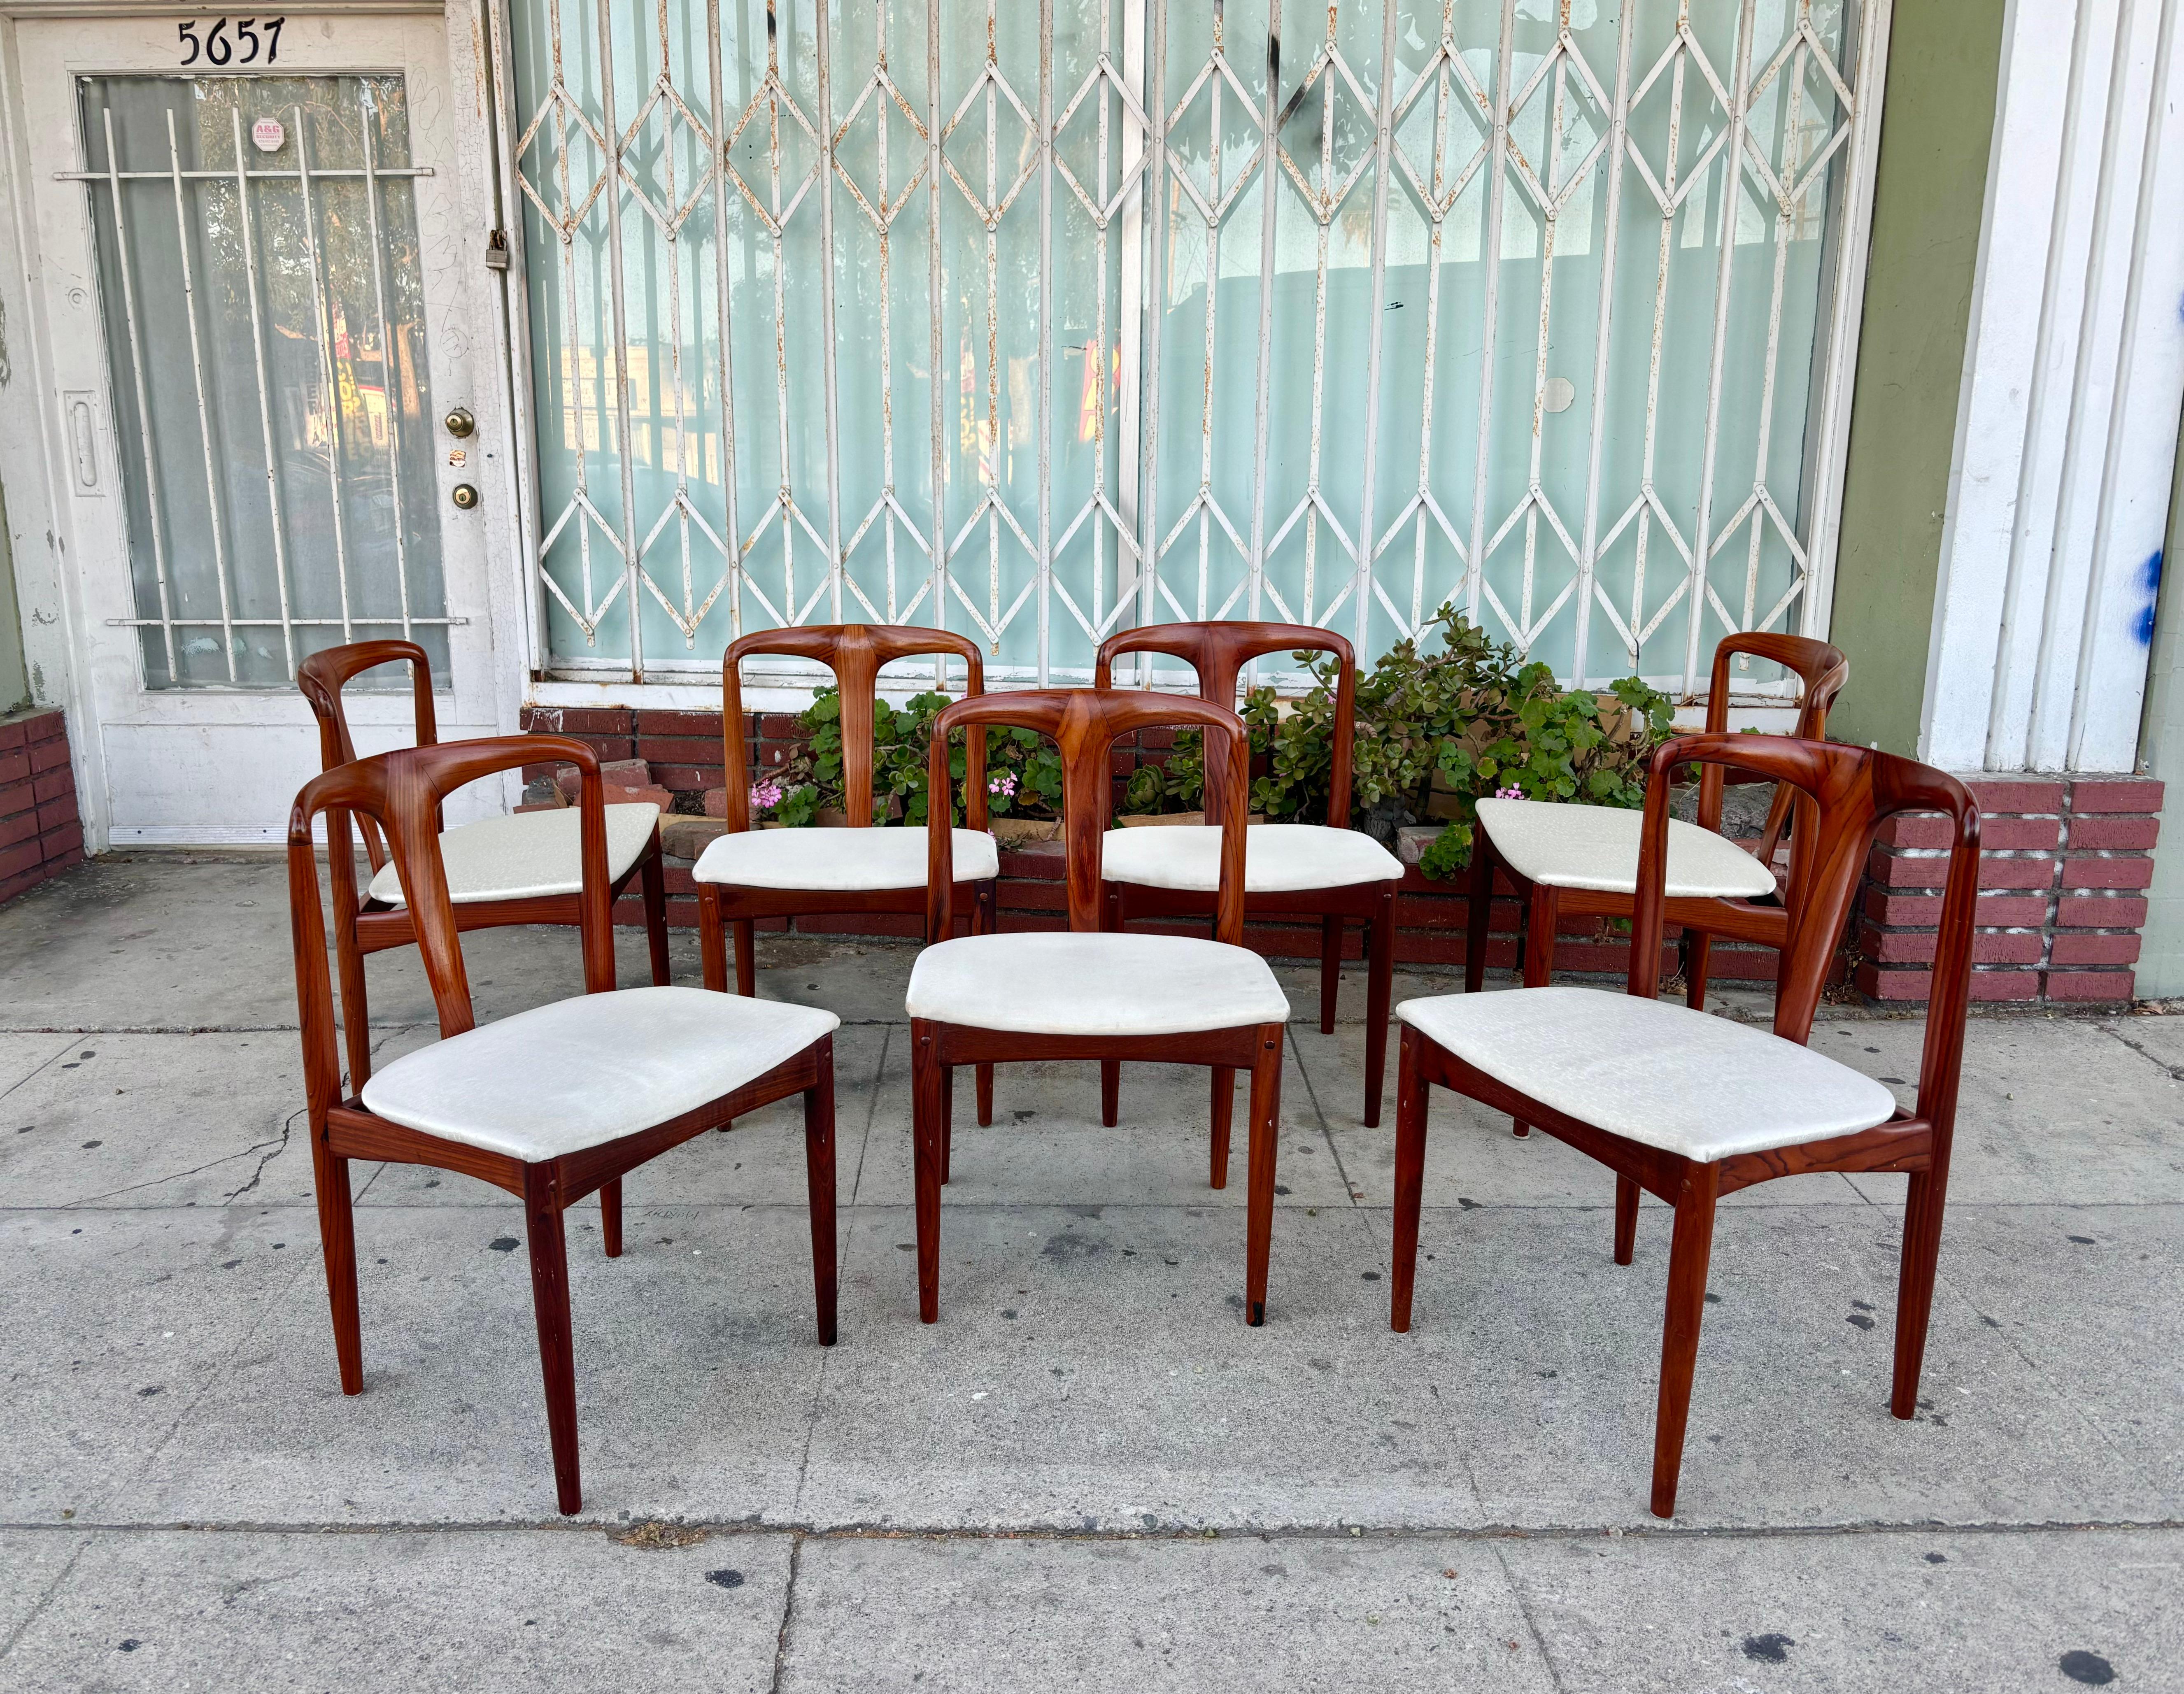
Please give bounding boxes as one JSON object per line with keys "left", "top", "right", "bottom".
{"left": 650, "top": 765, "right": 718, "bottom": 793}
{"left": 636, "top": 735, "right": 725, "bottom": 766}
{"left": 1137, "top": 726, "right": 1176, "bottom": 752}
{"left": 550, "top": 707, "right": 636, "bottom": 734}
{"left": 2042, "top": 970, "right": 2135, "bottom": 1003}
{"left": 42, "top": 846, "right": 83, "bottom": 875}
{"left": 634, "top": 710, "right": 728, "bottom": 738}
{"left": 29, "top": 737, "right": 71, "bottom": 774}
{"left": 759, "top": 713, "right": 802, "bottom": 739}
{"left": 0, "top": 812, "right": 37, "bottom": 851}
{"left": 607, "top": 784, "right": 676, "bottom": 810}
{"left": 0, "top": 752, "right": 28, "bottom": 787}
{"left": 795, "top": 911, "right": 928, "bottom": 940}
{"left": 1859, "top": 924, "right": 2044, "bottom": 966}
{"left": 1963, "top": 777, "right": 2065, "bottom": 813}
{"left": 1875, "top": 814, "right": 1955, "bottom": 849}
{"left": 0, "top": 840, "right": 41, "bottom": 882}
{"left": 2068, "top": 814, "right": 2160, "bottom": 850}
{"left": 2048, "top": 932, "right": 2141, "bottom": 967}
{"left": 0, "top": 719, "right": 26, "bottom": 752}
{"left": 2067, "top": 777, "right": 2163, "bottom": 814}
{"left": 36, "top": 791, "right": 78, "bottom": 833}
{"left": 2057, "top": 856, "right": 2154, "bottom": 891}
{"left": 1857, "top": 962, "right": 2042, "bottom": 1001}
{"left": 0, "top": 775, "right": 34, "bottom": 817}
{"left": 1974, "top": 816, "right": 2064, "bottom": 851}
{"left": 31, "top": 770, "right": 72, "bottom": 806}
{"left": 1978, "top": 855, "right": 2061, "bottom": 891}
{"left": 0, "top": 866, "right": 45, "bottom": 906}
{"left": 2057, "top": 895, "right": 2148, "bottom": 928}
{"left": 40, "top": 821, "right": 82, "bottom": 862}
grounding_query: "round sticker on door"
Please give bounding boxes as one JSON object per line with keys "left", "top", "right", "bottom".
{"left": 251, "top": 117, "right": 285, "bottom": 154}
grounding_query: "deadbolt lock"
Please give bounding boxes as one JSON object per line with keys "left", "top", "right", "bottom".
{"left": 443, "top": 407, "right": 475, "bottom": 438}
{"left": 451, "top": 482, "right": 480, "bottom": 510}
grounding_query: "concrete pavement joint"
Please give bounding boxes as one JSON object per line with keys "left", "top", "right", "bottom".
{"left": 2097, "top": 1019, "right": 2184, "bottom": 1080}
{"left": 768, "top": 1533, "right": 803, "bottom": 1694}
{"left": 0, "top": 1540, "right": 86, "bottom": 1666}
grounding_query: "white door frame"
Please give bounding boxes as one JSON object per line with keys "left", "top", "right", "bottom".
{"left": 0, "top": 0, "right": 530, "bottom": 847}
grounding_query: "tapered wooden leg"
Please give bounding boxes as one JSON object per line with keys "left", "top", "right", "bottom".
{"left": 939, "top": 1065, "right": 954, "bottom": 1185}
{"left": 1100, "top": 1060, "right": 1120, "bottom": 1127}
{"left": 803, "top": 1042, "right": 839, "bottom": 1347}
{"left": 522, "top": 1165, "right": 582, "bottom": 1517}
{"left": 1613, "top": 1175, "right": 1638, "bottom": 1266}
{"left": 1363, "top": 882, "right": 1397, "bottom": 1129}
{"left": 1891, "top": 1156, "right": 1951, "bottom": 1419}
{"left": 335, "top": 927, "right": 373, "bottom": 1094}
{"left": 732, "top": 917, "right": 757, "bottom": 998}
{"left": 911, "top": 1023, "right": 945, "bottom": 1323}
{"left": 1209, "top": 1068, "right": 1234, "bottom": 1189}
{"left": 1319, "top": 915, "right": 1342, "bottom": 1034}
{"left": 1684, "top": 931, "right": 1713, "bottom": 1011}
{"left": 1464, "top": 838, "right": 1494, "bottom": 996}
{"left": 698, "top": 886, "right": 728, "bottom": 993}
{"left": 1650, "top": 1163, "right": 1719, "bottom": 1519}
{"left": 976, "top": 1064, "right": 994, "bottom": 1127}
{"left": 601, "top": 1177, "right": 623, "bottom": 1259}
{"left": 310, "top": 1124, "right": 363, "bottom": 1394}
{"left": 1389, "top": 1025, "right": 1428, "bottom": 1333}
{"left": 1241, "top": 1026, "right": 1284, "bottom": 1326}
{"left": 640, "top": 850, "right": 671, "bottom": 986}
{"left": 974, "top": 887, "right": 996, "bottom": 1125}
{"left": 1512, "top": 883, "right": 1559, "bottom": 1138}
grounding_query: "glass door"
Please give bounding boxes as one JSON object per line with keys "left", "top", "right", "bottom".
{"left": 16, "top": 10, "right": 518, "bottom": 842}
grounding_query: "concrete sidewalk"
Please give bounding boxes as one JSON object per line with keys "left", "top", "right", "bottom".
{"left": 0, "top": 852, "right": 2177, "bottom": 1691}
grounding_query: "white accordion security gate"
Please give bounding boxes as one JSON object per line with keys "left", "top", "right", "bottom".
{"left": 494, "top": 0, "right": 1886, "bottom": 696}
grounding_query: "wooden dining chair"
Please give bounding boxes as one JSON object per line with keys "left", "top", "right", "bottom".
{"left": 1095, "top": 624, "right": 1403, "bottom": 1140}
{"left": 298, "top": 640, "right": 670, "bottom": 1095}
{"left": 906, "top": 689, "right": 1290, "bottom": 1324}
{"left": 694, "top": 624, "right": 1002, "bottom": 1116}
{"left": 1466, "top": 631, "right": 1849, "bottom": 1014}
{"left": 1392, "top": 731, "right": 1979, "bottom": 1518}
{"left": 288, "top": 733, "right": 841, "bottom": 1517}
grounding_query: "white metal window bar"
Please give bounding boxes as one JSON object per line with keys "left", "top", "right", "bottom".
{"left": 500, "top": 0, "right": 1884, "bottom": 698}
{"left": 64, "top": 77, "right": 463, "bottom": 689}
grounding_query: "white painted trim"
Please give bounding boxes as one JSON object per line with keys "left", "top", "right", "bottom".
{"left": 1924, "top": 0, "right": 2184, "bottom": 774}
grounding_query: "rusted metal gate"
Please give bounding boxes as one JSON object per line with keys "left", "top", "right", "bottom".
{"left": 495, "top": 0, "right": 1884, "bottom": 694}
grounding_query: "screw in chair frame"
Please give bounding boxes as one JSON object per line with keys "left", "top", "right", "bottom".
{"left": 287, "top": 735, "right": 841, "bottom": 1516}
{"left": 1094, "top": 624, "right": 1403, "bottom": 1152}
{"left": 1466, "top": 633, "right": 1847, "bottom": 1137}
{"left": 904, "top": 689, "right": 1291, "bottom": 1325}
{"left": 297, "top": 640, "right": 671, "bottom": 1096}
{"left": 694, "top": 625, "right": 1001, "bottom": 1121}
{"left": 1392, "top": 731, "right": 1980, "bottom": 1518}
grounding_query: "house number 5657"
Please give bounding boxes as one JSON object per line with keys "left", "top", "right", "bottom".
{"left": 177, "top": 17, "right": 285, "bottom": 66}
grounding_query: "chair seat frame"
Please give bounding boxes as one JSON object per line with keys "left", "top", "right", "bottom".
{"left": 1095, "top": 622, "right": 1399, "bottom": 1133}
{"left": 1393, "top": 732, "right": 1979, "bottom": 1518}
{"left": 913, "top": 689, "right": 1287, "bottom": 1326}
{"left": 300, "top": 640, "right": 670, "bottom": 1095}
{"left": 290, "top": 735, "right": 838, "bottom": 1517}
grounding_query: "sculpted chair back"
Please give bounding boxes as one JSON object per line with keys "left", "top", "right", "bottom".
{"left": 1392, "top": 730, "right": 1978, "bottom": 1517}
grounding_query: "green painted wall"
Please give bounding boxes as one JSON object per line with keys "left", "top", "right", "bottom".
{"left": 1825, "top": 0, "right": 2007, "bottom": 756}
{"left": 0, "top": 481, "right": 29, "bottom": 716}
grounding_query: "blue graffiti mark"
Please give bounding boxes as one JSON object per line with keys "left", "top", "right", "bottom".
{"left": 2133, "top": 548, "right": 2161, "bottom": 646}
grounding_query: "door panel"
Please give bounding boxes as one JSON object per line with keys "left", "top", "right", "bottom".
{"left": 17, "top": 10, "right": 512, "bottom": 842}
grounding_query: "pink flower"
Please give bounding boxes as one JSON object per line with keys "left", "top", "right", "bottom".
{"left": 1493, "top": 785, "right": 1523, "bottom": 801}
{"left": 987, "top": 772, "right": 1017, "bottom": 797}
{"left": 749, "top": 778, "right": 785, "bottom": 816}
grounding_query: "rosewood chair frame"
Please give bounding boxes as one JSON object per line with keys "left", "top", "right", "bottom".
{"left": 1094, "top": 624, "right": 1397, "bottom": 1140}
{"left": 289, "top": 735, "right": 838, "bottom": 1517}
{"left": 1395, "top": 732, "right": 1980, "bottom": 1517}
{"left": 298, "top": 640, "right": 670, "bottom": 1094}
{"left": 913, "top": 689, "right": 1286, "bottom": 1325}
{"left": 697, "top": 625, "right": 1001, "bottom": 1114}
{"left": 1466, "top": 632, "right": 1849, "bottom": 1017}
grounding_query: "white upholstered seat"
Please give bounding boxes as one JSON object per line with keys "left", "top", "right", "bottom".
{"left": 366, "top": 803, "right": 659, "bottom": 907}
{"left": 693, "top": 825, "right": 999, "bottom": 890}
{"left": 1101, "top": 821, "right": 1402, "bottom": 893}
{"left": 1474, "top": 796, "right": 1776, "bottom": 900}
{"left": 360, "top": 985, "right": 839, "bottom": 1162}
{"left": 906, "top": 931, "right": 1289, "bottom": 1036}
{"left": 1396, "top": 985, "right": 1896, "bottom": 1161}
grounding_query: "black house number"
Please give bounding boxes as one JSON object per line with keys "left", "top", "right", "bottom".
{"left": 177, "top": 17, "right": 285, "bottom": 66}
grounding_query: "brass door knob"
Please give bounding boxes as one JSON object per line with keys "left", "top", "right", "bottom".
{"left": 443, "top": 407, "right": 475, "bottom": 438}
{"left": 451, "top": 482, "right": 479, "bottom": 510}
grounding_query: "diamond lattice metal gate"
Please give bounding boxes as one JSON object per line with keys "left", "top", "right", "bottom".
{"left": 496, "top": 0, "right": 1884, "bottom": 695}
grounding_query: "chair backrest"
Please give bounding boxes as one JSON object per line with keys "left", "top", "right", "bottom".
{"left": 286, "top": 735, "right": 615, "bottom": 1118}
{"left": 296, "top": 639, "right": 441, "bottom": 872}
{"left": 720, "top": 624, "right": 987, "bottom": 831}
{"left": 1094, "top": 621, "right": 1357, "bottom": 827}
{"left": 925, "top": 689, "right": 1253, "bottom": 941}
{"left": 1697, "top": 632, "right": 1850, "bottom": 870}
{"left": 1630, "top": 732, "right": 1980, "bottom": 1142}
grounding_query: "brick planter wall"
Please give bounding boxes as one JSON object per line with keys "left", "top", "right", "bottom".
{"left": 0, "top": 707, "right": 84, "bottom": 908}
{"left": 518, "top": 706, "right": 2164, "bottom": 1006}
